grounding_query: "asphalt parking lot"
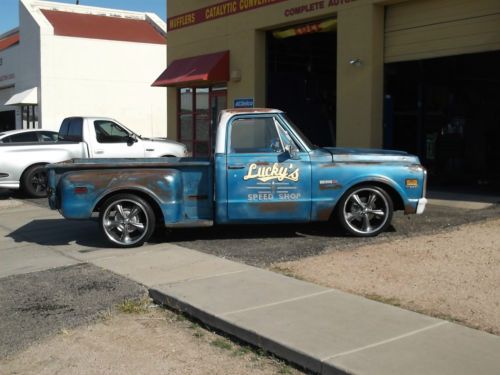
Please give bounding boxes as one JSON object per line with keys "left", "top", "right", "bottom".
{"left": 0, "top": 263, "right": 145, "bottom": 359}
{"left": 2, "top": 188, "right": 500, "bottom": 267}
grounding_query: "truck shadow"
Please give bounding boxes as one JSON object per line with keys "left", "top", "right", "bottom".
{"left": 6, "top": 217, "right": 397, "bottom": 250}
{"left": 6, "top": 219, "right": 110, "bottom": 248}
{"left": 156, "top": 222, "right": 364, "bottom": 243}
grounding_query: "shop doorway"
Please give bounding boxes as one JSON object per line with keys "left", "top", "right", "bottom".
{"left": 385, "top": 50, "right": 500, "bottom": 190}
{"left": 267, "top": 19, "right": 337, "bottom": 147}
{"left": 178, "top": 86, "right": 227, "bottom": 158}
{"left": 0, "top": 110, "right": 16, "bottom": 132}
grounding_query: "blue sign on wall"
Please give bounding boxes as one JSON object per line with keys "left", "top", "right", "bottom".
{"left": 234, "top": 98, "right": 254, "bottom": 108}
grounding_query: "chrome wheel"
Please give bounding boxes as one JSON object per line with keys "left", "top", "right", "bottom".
{"left": 340, "top": 186, "right": 392, "bottom": 236}
{"left": 101, "top": 197, "right": 153, "bottom": 247}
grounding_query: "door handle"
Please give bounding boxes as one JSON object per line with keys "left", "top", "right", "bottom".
{"left": 228, "top": 164, "right": 245, "bottom": 170}
{"left": 95, "top": 150, "right": 104, "bottom": 154}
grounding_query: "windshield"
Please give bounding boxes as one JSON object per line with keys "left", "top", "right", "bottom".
{"left": 282, "top": 114, "right": 317, "bottom": 150}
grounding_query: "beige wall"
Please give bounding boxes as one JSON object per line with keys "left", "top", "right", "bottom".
{"left": 165, "top": 0, "right": 499, "bottom": 148}
{"left": 166, "top": 0, "right": 370, "bottom": 144}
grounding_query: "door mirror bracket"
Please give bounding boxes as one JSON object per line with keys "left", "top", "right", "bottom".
{"left": 284, "top": 144, "right": 300, "bottom": 160}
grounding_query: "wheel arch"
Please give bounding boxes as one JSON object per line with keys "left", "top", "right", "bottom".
{"left": 94, "top": 188, "right": 165, "bottom": 226}
{"left": 20, "top": 162, "right": 49, "bottom": 181}
{"left": 339, "top": 179, "right": 405, "bottom": 212}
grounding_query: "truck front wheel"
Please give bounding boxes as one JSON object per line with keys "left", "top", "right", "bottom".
{"left": 337, "top": 185, "right": 393, "bottom": 237}
{"left": 100, "top": 194, "right": 156, "bottom": 248}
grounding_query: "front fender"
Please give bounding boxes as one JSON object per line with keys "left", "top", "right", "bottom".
{"left": 59, "top": 168, "right": 183, "bottom": 221}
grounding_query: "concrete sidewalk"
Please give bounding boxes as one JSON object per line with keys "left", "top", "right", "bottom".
{"left": 1, "top": 201, "right": 499, "bottom": 374}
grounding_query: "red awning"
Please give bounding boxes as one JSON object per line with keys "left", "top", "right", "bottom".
{"left": 152, "top": 50, "right": 229, "bottom": 87}
{"left": 0, "top": 33, "right": 19, "bottom": 52}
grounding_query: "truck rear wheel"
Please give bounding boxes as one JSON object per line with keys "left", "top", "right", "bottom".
{"left": 337, "top": 185, "right": 393, "bottom": 237}
{"left": 100, "top": 194, "right": 155, "bottom": 248}
{"left": 22, "top": 164, "right": 48, "bottom": 198}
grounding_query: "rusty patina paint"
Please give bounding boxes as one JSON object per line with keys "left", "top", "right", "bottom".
{"left": 255, "top": 201, "right": 299, "bottom": 213}
{"left": 66, "top": 169, "right": 177, "bottom": 202}
{"left": 337, "top": 161, "right": 384, "bottom": 165}
{"left": 404, "top": 204, "right": 417, "bottom": 215}
{"left": 255, "top": 161, "right": 271, "bottom": 166}
{"left": 321, "top": 164, "right": 337, "bottom": 169}
{"left": 319, "top": 183, "right": 342, "bottom": 191}
{"left": 315, "top": 206, "right": 334, "bottom": 221}
{"left": 187, "top": 194, "right": 209, "bottom": 201}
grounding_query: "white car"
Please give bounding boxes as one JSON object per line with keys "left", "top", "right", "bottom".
{"left": 0, "top": 129, "right": 59, "bottom": 143}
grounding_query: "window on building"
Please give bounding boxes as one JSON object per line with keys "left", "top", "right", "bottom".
{"left": 21, "top": 105, "right": 38, "bottom": 129}
{"left": 178, "top": 86, "right": 227, "bottom": 157}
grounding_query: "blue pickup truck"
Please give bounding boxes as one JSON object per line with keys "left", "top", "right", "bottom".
{"left": 47, "top": 108, "right": 427, "bottom": 248}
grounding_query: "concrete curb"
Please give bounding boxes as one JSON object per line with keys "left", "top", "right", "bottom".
{"left": 149, "top": 287, "right": 346, "bottom": 374}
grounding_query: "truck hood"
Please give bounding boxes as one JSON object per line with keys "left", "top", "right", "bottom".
{"left": 140, "top": 137, "right": 187, "bottom": 157}
{"left": 322, "top": 147, "right": 421, "bottom": 164}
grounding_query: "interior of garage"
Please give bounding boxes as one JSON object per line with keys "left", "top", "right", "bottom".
{"left": 385, "top": 50, "right": 500, "bottom": 191}
{"left": 0, "top": 110, "right": 16, "bottom": 132}
{"left": 266, "top": 19, "right": 337, "bottom": 147}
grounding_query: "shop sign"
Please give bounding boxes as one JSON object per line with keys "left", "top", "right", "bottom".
{"left": 284, "top": 0, "right": 353, "bottom": 17}
{"left": 234, "top": 98, "right": 254, "bottom": 108}
{"left": 273, "top": 18, "right": 337, "bottom": 39}
{"left": 168, "top": 0, "right": 353, "bottom": 31}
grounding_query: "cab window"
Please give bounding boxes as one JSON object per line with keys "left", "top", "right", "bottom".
{"left": 59, "top": 118, "right": 83, "bottom": 142}
{"left": 230, "top": 117, "right": 283, "bottom": 153}
{"left": 94, "top": 121, "right": 129, "bottom": 143}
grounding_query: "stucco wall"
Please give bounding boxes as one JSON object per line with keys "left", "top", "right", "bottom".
{"left": 40, "top": 35, "right": 167, "bottom": 135}
{"left": 165, "top": 0, "right": 385, "bottom": 147}
{"left": 1, "top": 0, "right": 168, "bottom": 136}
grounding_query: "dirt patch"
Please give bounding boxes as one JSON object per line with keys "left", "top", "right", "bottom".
{"left": 0, "top": 306, "right": 299, "bottom": 375}
{"left": 273, "top": 218, "right": 500, "bottom": 335}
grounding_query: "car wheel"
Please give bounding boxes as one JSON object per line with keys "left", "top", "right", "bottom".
{"left": 100, "top": 194, "right": 155, "bottom": 248}
{"left": 337, "top": 185, "right": 393, "bottom": 237}
{"left": 22, "top": 164, "right": 48, "bottom": 198}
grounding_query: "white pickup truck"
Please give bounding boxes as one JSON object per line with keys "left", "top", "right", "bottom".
{"left": 0, "top": 117, "right": 187, "bottom": 197}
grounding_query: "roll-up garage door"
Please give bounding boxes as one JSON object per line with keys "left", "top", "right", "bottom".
{"left": 385, "top": 0, "right": 500, "bottom": 62}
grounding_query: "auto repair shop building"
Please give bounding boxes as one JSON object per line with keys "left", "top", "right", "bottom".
{"left": 0, "top": 0, "right": 167, "bottom": 137}
{"left": 155, "top": 0, "right": 500, "bottom": 186}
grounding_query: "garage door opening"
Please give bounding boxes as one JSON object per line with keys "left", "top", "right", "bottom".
{"left": 385, "top": 50, "right": 500, "bottom": 190}
{"left": 267, "top": 19, "right": 337, "bottom": 147}
{"left": 0, "top": 110, "right": 16, "bottom": 132}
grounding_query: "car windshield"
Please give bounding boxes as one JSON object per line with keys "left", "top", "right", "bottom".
{"left": 282, "top": 114, "right": 317, "bottom": 150}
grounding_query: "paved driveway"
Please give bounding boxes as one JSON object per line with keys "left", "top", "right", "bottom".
{"left": 2, "top": 188, "right": 500, "bottom": 266}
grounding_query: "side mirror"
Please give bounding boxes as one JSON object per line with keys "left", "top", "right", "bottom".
{"left": 127, "top": 134, "right": 138, "bottom": 145}
{"left": 284, "top": 144, "right": 300, "bottom": 160}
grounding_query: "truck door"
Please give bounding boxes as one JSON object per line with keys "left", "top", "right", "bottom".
{"left": 226, "top": 115, "right": 311, "bottom": 222}
{"left": 91, "top": 120, "right": 144, "bottom": 158}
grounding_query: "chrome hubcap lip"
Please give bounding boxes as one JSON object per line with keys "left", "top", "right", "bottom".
{"left": 343, "top": 188, "right": 389, "bottom": 235}
{"left": 102, "top": 199, "right": 148, "bottom": 246}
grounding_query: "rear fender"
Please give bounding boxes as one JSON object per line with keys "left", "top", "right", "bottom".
{"left": 59, "top": 169, "right": 183, "bottom": 221}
